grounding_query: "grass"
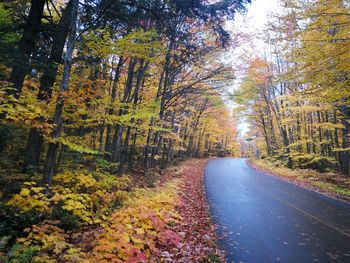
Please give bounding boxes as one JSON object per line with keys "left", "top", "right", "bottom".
{"left": 250, "top": 159, "right": 350, "bottom": 202}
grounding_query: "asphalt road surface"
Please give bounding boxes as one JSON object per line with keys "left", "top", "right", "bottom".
{"left": 205, "top": 158, "right": 350, "bottom": 263}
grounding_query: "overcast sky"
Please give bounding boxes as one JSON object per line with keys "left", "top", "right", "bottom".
{"left": 226, "top": 0, "right": 281, "bottom": 137}
{"left": 238, "top": 0, "right": 280, "bottom": 29}
{"left": 229, "top": 0, "right": 281, "bottom": 62}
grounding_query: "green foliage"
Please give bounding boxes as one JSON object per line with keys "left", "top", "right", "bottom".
{"left": 117, "top": 102, "right": 160, "bottom": 127}
{"left": 312, "top": 181, "right": 350, "bottom": 197}
{"left": 0, "top": 3, "right": 18, "bottom": 70}
{"left": 81, "top": 28, "right": 112, "bottom": 59}
{"left": 95, "top": 158, "right": 112, "bottom": 171}
{"left": 50, "top": 202, "right": 81, "bottom": 231}
{"left": 1, "top": 243, "right": 38, "bottom": 263}
{"left": 114, "top": 29, "right": 163, "bottom": 60}
{"left": 0, "top": 3, "right": 12, "bottom": 26}
{"left": 59, "top": 136, "right": 99, "bottom": 155}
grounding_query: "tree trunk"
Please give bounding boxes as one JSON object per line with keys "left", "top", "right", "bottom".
{"left": 105, "top": 57, "right": 124, "bottom": 153}
{"left": 127, "top": 128, "right": 138, "bottom": 171}
{"left": 143, "top": 118, "right": 154, "bottom": 171}
{"left": 98, "top": 125, "right": 104, "bottom": 155}
{"left": 121, "top": 60, "right": 148, "bottom": 169}
{"left": 108, "top": 58, "right": 137, "bottom": 163}
{"left": 339, "top": 106, "right": 350, "bottom": 174}
{"left": 43, "top": 0, "right": 79, "bottom": 185}
{"left": 317, "top": 110, "right": 324, "bottom": 155}
{"left": 110, "top": 124, "right": 124, "bottom": 163}
{"left": 333, "top": 110, "right": 342, "bottom": 170}
{"left": 120, "top": 125, "right": 132, "bottom": 172}
{"left": 23, "top": 1, "right": 73, "bottom": 171}
{"left": 8, "top": 0, "right": 45, "bottom": 98}
{"left": 22, "top": 128, "right": 43, "bottom": 172}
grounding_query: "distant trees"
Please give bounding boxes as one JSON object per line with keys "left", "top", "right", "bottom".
{"left": 235, "top": 0, "right": 350, "bottom": 174}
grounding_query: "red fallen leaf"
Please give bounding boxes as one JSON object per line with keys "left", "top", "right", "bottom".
{"left": 162, "top": 229, "right": 182, "bottom": 244}
{"left": 155, "top": 159, "right": 226, "bottom": 262}
{"left": 136, "top": 252, "right": 147, "bottom": 261}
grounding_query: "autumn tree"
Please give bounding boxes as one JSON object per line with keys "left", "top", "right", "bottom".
{"left": 235, "top": 0, "right": 350, "bottom": 174}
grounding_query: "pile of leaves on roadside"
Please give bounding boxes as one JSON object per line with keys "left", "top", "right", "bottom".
{"left": 158, "top": 159, "right": 226, "bottom": 262}
{"left": 152, "top": 160, "right": 225, "bottom": 262}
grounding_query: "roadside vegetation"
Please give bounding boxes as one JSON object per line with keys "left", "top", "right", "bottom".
{"left": 0, "top": 159, "right": 224, "bottom": 262}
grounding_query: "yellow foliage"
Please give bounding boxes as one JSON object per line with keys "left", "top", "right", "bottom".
{"left": 18, "top": 221, "right": 85, "bottom": 263}
{"left": 87, "top": 180, "right": 182, "bottom": 262}
{"left": 6, "top": 182, "right": 49, "bottom": 213}
{"left": 7, "top": 171, "right": 132, "bottom": 224}
{"left": 0, "top": 85, "right": 54, "bottom": 134}
{"left": 51, "top": 171, "right": 131, "bottom": 224}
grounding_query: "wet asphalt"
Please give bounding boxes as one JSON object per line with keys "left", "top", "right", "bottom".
{"left": 204, "top": 158, "right": 350, "bottom": 263}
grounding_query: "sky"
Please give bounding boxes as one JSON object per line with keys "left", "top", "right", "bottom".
{"left": 225, "top": 0, "right": 280, "bottom": 137}
{"left": 238, "top": 0, "right": 280, "bottom": 29}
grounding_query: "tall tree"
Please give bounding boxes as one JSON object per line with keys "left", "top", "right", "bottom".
{"left": 23, "top": 0, "right": 73, "bottom": 171}
{"left": 7, "top": 0, "right": 45, "bottom": 98}
{"left": 43, "top": 0, "right": 79, "bottom": 185}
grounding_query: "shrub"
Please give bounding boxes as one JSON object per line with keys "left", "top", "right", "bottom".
{"left": 88, "top": 181, "right": 182, "bottom": 262}
{"left": 6, "top": 171, "right": 132, "bottom": 228}
{"left": 0, "top": 202, "right": 45, "bottom": 250}
{"left": 6, "top": 182, "right": 49, "bottom": 213}
{"left": 0, "top": 243, "right": 38, "bottom": 263}
{"left": 16, "top": 221, "right": 85, "bottom": 263}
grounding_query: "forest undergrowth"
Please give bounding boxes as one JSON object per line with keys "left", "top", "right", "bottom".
{"left": 0, "top": 158, "right": 224, "bottom": 262}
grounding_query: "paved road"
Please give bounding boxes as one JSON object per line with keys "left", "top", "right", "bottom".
{"left": 205, "top": 158, "right": 350, "bottom": 263}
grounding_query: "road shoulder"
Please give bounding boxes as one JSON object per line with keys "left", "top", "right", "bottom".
{"left": 248, "top": 159, "right": 350, "bottom": 203}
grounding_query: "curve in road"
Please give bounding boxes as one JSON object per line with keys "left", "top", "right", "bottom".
{"left": 205, "top": 158, "right": 350, "bottom": 263}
